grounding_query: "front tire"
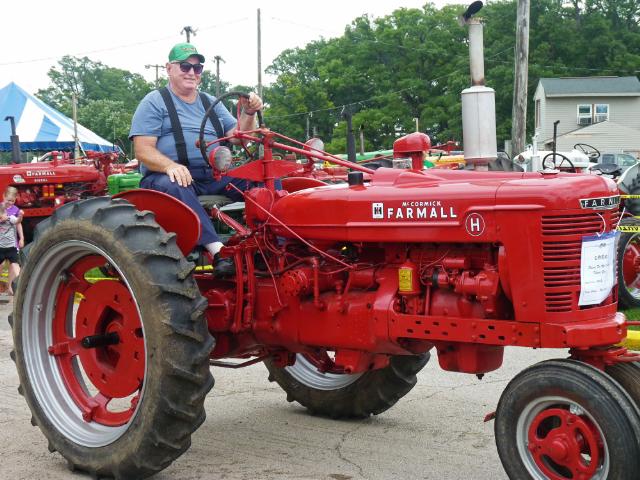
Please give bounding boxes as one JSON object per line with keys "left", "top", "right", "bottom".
{"left": 265, "top": 352, "right": 429, "bottom": 419}
{"left": 495, "top": 359, "right": 640, "bottom": 480}
{"left": 11, "top": 197, "right": 214, "bottom": 479}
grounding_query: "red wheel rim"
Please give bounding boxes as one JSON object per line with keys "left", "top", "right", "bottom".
{"left": 527, "top": 407, "right": 603, "bottom": 480}
{"left": 622, "top": 241, "right": 640, "bottom": 287}
{"left": 48, "top": 255, "right": 145, "bottom": 426}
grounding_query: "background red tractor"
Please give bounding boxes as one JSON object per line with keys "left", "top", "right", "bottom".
{"left": 9, "top": 92, "right": 640, "bottom": 479}
{"left": 0, "top": 149, "right": 135, "bottom": 241}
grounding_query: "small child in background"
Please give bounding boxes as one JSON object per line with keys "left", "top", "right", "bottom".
{"left": 3, "top": 187, "right": 24, "bottom": 249}
{"left": 0, "top": 192, "right": 22, "bottom": 295}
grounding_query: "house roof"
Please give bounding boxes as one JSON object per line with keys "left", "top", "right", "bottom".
{"left": 539, "top": 76, "right": 640, "bottom": 97}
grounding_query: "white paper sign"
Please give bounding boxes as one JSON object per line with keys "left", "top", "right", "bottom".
{"left": 579, "top": 231, "right": 618, "bottom": 306}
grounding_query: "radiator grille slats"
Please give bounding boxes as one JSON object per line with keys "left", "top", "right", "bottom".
{"left": 542, "top": 211, "right": 617, "bottom": 312}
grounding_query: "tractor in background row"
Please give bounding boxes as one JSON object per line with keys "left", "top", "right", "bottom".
{"left": 0, "top": 149, "right": 137, "bottom": 240}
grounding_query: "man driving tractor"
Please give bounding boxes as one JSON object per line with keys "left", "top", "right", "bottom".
{"left": 129, "top": 42, "right": 263, "bottom": 275}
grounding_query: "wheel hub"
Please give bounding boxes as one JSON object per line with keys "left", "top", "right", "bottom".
{"left": 528, "top": 407, "right": 601, "bottom": 480}
{"left": 623, "top": 242, "right": 640, "bottom": 288}
{"left": 74, "top": 280, "right": 145, "bottom": 399}
{"left": 46, "top": 254, "right": 146, "bottom": 427}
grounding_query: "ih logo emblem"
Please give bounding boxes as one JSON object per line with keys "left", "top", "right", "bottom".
{"left": 465, "top": 213, "right": 485, "bottom": 236}
{"left": 372, "top": 203, "right": 384, "bottom": 219}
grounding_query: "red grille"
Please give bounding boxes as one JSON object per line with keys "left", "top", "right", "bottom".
{"left": 542, "top": 211, "right": 618, "bottom": 312}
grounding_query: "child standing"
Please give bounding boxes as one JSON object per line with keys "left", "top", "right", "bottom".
{"left": 2, "top": 187, "right": 23, "bottom": 295}
{"left": 0, "top": 201, "right": 20, "bottom": 294}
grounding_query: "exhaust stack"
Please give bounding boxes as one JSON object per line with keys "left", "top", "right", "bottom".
{"left": 4, "top": 116, "right": 21, "bottom": 164}
{"left": 460, "top": 2, "right": 497, "bottom": 170}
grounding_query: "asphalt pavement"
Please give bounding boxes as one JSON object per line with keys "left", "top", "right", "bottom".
{"left": 0, "top": 298, "right": 562, "bottom": 480}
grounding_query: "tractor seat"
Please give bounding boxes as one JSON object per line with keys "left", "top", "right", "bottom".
{"left": 592, "top": 163, "right": 622, "bottom": 176}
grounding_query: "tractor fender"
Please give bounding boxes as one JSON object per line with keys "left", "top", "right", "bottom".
{"left": 281, "top": 176, "right": 328, "bottom": 192}
{"left": 114, "top": 189, "right": 200, "bottom": 256}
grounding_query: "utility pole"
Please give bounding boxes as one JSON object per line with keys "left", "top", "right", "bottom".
{"left": 145, "top": 64, "right": 165, "bottom": 88}
{"left": 213, "top": 55, "right": 225, "bottom": 97}
{"left": 257, "top": 9, "right": 262, "bottom": 98}
{"left": 511, "top": 0, "right": 530, "bottom": 156}
{"left": 359, "top": 124, "right": 365, "bottom": 155}
{"left": 72, "top": 94, "right": 80, "bottom": 159}
{"left": 180, "top": 26, "right": 197, "bottom": 42}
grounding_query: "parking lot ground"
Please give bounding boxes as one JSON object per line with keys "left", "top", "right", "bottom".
{"left": 0, "top": 299, "right": 561, "bottom": 480}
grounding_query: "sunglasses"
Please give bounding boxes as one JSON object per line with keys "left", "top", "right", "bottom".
{"left": 173, "top": 62, "right": 204, "bottom": 74}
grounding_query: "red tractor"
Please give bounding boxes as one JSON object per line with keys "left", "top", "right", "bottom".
{"left": 10, "top": 93, "right": 640, "bottom": 480}
{"left": 0, "top": 150, "right": 132, "bottom": 240}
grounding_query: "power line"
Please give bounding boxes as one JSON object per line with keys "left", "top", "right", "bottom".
{"left": 270, "top": 15, "right": 451, "bottom": 54}
{"left": 488, "top": 59, "right": 638, "bottom": 75}
{"left": 267, "top": 46, "right": 513, "bottom": 120}
{"left": 0, "top": 18, "right": 249, "bottom": 67}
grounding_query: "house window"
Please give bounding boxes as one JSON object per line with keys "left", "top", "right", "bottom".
{"left": 535, "top": 100, "right": 541, "bottom": 128}
{"left": 577, "top": 104, "right": 609, "bottom": 125}
{"left": 594, "top": 104, "right": 609, "bottom": 123}
{"left": 578, "top": 104, "right": 592, "bottom": 125}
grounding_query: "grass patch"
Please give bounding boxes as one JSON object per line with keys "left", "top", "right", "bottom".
{"left": 623, "top": 308, "right": 640, "bottom": 330}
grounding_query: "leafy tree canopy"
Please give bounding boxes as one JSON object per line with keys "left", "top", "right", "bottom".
{"left": 264, "top": 0, "right": 640, "bottom": 152}
{"left": 35, "top": 0, "right": 640, "bottom": 155}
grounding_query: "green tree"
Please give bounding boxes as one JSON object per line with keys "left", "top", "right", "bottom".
{"left": 264, "top": 0, "right": 640, "bottom": 153}
{"left": 36, "top": 56, "right": 153, "bottom": 153}
{"left": 77, "top": 99, "right": 132, "bottom": 155}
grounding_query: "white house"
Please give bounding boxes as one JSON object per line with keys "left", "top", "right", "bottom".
{"left": 533, "top": 76, "right": 640, "bottom": 158}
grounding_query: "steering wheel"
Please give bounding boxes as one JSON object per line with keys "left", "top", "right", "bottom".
{"left": 542, "top": 152, "right": 576, "bottom": 172}
{"left": 573, "top": 143, "right": 600, "bottom": 161}
{"left": 198, "top": 90, "right": 264, "bottom": 164}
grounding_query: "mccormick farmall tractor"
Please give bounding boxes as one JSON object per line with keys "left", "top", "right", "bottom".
{"left": 9, "top": 91, "right": 640, "bottom": 480}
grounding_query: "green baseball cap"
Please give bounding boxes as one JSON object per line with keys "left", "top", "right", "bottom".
{"left": 168, "top": 43, "right": 205, "bottom": 63}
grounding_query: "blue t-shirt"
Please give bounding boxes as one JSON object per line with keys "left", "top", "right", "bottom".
{"left": 129, "top": 88, "right": 237, "bottom": 172}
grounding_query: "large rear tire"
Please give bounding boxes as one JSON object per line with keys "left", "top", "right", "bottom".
{"left": 265, "top": 352, "right": 429, "bottom": 419}
{"left": 623, "top": 177, "right": 640, "bottom": 217}
{"left": 617, "top": 217, "right": 640, "bottom": 309}
{"left": 495, "top": 359, "right": 640, "bottom": 480}
{"left": 10, "top": 197, "right": 214, "bottom": 479}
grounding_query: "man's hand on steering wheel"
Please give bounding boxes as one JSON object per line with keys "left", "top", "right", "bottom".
{"left": 243, "top": 92, "right": 263, "bottom": 115}
{"left": 164, "top": 162, "right": 193, "bottom": 187}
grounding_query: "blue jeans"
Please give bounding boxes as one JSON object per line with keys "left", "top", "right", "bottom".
{"left": 141, "top": 167, "right": 280, "bottom": 245}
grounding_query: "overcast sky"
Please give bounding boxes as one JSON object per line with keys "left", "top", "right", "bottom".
{"left": 1, "top": 0, "right": 462, "bottom": 95}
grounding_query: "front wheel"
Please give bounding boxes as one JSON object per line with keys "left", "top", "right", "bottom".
{"left": 495, "top": 359, "right": 640, "bottom": 480}
{"left": 11, "top": 197, "right": 214, "bottom": 479}
{"left": 265, "top": 352, "right": 429, "bottom": 419}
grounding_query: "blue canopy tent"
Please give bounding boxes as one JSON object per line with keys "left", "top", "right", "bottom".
{"left": 0, "top": 82, "right": 119, "bottom": 153}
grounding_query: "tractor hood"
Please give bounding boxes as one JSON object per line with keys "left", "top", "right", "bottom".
{"left": 269, "top": 168, "right": 618, "bottom": 243}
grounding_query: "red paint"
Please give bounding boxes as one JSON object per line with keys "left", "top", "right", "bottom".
{"left": 50, "top": 255, "right": 144, "bottom": 426}
{"left": 115, "top": 189, "right": 200, "bottom": 255}
{"left": 528, "top": 408, "right": 602, "bottom": 479}
{"left": 112, "top": 127, "right": 627, "bottom": 376}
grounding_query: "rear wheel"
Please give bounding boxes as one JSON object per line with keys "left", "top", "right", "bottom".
{"left": 10, "top": 197, "right": 214, "bottom": 479}
{"left": 624, "top": 177, "right": 640, "bottom": 217}
{"left": 606, "top": 362, "right": 640, "bottom": 407}
{"left": 495, "top": 359, "right": 640, "bottom": 480}
{"left": 617, "top": 217, "right": 640, "bottom": 309}
{"left": 265, "top": 352, "right": 429, "bottom": 419}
